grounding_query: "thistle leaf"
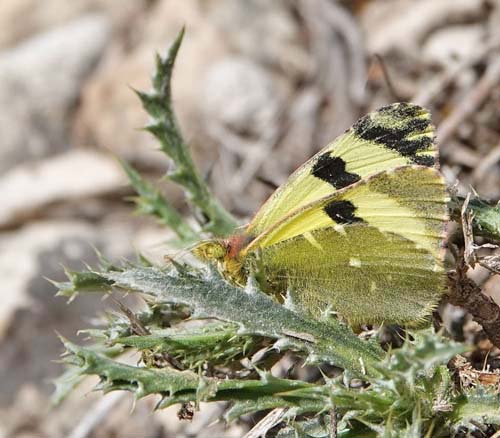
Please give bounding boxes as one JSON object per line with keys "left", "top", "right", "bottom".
{"left": 61, "top": 339, "right": 330, "bottom": 412}
{"left": 97, "top": 266, "right": 384, "bottom": 376}
{"left": 120, "top": 159, "right": 198, "bottom": 243}
{"left": 451, "top": 388, "right": 500, "bottom": 430}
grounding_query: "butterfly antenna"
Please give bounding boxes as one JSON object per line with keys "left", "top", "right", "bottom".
{"left": 163, "top": 249, "right": 191, "bottom": 273}
{"left": 367, "top": 53, "right": 403, "bottom": 102}
{"left": 163, "top": 255, "right": 184, "bottom": 272}
{"left": 256, "top": 175, "right": 279, "bottom": 190}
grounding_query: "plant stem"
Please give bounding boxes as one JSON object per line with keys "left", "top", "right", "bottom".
{"left": 136, "top": 28, "right": 238, "bottom": 237}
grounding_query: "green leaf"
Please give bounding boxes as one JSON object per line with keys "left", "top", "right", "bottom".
{"left": 449, "top": 195, "right": 500, "bottom": 241}
{"left": 451, "top": 388, "right": 500, "bottom": 429}
{"left": 61, "top": 340, "right": 330, "bottom": 411}
{"left": 96, "top": 266, "right": 384, "bottom": 376}
{"left": 53, "top": 270, "right": 113, "bottom": 299}
{"left": 53, "top": 264, "right": 383, "bottom": 376}
{"left": 276, "top": 415, "right": 377, "bottom": 438}
{"left": 113, "top": 321, "right": 264, "bottom": 369}
{"left": 52, "top": 342, "right": 124, "bottom": 405}
{"left": 120, "top": 159, "right": 198, "bottom": 242}
{"left": 467, "top": 198, "right": 500, "bottom": 241}
{"left": 328, "top": 331, "right": 468, "bottom": 435}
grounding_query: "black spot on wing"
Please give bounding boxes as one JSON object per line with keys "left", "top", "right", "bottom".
{"left": 312, "top": 153, "right": 361, "bottom": 189}
{"left": 353, "top": 116, "right": 432, "bottom": 155}
{"left": 352, "top": 103, "right": 435, "bottom": 167}
{"left": 379, "top": 102, "right": 422, "bottom": 118}
{"left": 324, "top": 200, "right": 364, "bottom": 224}
{"left": 411, "top": 154, "right": 435, "bottom": 167}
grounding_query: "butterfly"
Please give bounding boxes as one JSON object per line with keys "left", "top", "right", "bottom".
{"left": 193, "top": 103, "right": 448, "bottom": 326}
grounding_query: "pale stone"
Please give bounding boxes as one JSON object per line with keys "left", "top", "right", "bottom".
{"left": 0, "top": 15, "right": 110, "bottom": 172}
{"left": 0, "top": 149, "right": 126, "bottom": 227}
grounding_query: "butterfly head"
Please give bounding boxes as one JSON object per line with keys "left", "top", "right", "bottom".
{"left": 191, "top": 239, "right": 228, "bottom": 263}
{"left": 191, "top": 237, "right": 248, "bottom": 286}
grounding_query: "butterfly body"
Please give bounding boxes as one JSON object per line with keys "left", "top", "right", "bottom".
{"left": 192, "top": 235, "right": 250, "bottom": 287}
{"left": 193, "top": 103, "right": 448, "bottom": 326}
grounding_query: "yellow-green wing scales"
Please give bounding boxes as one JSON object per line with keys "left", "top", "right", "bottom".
{"left": 247, "top": 103, "right": 437, "bottom": 237}
{"left": 244, "top": 166, "right": 447, "bottom": 325}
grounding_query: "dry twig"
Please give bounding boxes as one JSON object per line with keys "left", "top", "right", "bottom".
{"left": 414, "top": 37, "right": 500, "bottom": 107}
{"left": 330, "top": 406, "right": 337, "bottom": 438}
{"left": 243, "top": 408, "right": 286, "bottom": 438}
{"left": 437, "top": 56, "right": 500, "bottom": 147}
{"left": 447, "top": 260, "right": 500, "bottom": 349}
{"left": 298, "top": 0, "right": 365, "bottom": 139}
{"left": 112, "top": 297, "right": 185, "bottom": 370}
{"left": 370, "top": 54, "right": 403, "bottom": 102}
{"left": 461, "top": 193, "right": 477, "bottom": 267}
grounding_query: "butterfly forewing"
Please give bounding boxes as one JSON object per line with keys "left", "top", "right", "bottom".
{"left": 247, "top": 103, "right": 437, "bottom": 237}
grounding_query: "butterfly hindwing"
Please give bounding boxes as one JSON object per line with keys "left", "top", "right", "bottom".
{"left": 247, "top": 103, "right": 436, "bottom": 237}
{"left": 245, "top": 166, "right": 447, "bottom": 325}
{"left": 258, "top": 225, "right": 443, "bottom": 325}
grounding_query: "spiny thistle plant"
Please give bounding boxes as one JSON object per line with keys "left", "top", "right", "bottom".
{"left": 52, "top": 29, "right": 500, "bottom": 437}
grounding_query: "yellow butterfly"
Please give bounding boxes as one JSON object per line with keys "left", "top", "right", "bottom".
{"left": 193, "top": 103, "right": 448, "bottom": 326}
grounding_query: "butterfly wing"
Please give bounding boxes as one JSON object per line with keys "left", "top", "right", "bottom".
{"left": 247, "top": 103, "right": 437, "bottom": 237}
{"left": 244, "top": 166, "right": 448, "bottom": 325}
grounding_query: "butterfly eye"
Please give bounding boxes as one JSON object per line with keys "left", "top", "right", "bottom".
{"left": 192, "top": 240, "right": 226, "bottom": 262}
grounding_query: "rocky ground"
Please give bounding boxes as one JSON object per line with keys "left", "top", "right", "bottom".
{"left": 1, "top": 1, "right": 500, "bottom": 437}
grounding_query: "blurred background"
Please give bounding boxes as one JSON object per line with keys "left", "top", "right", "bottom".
{"left": 1, "top": 0, "right": 500, "bottom": 437}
